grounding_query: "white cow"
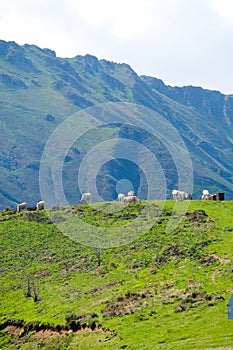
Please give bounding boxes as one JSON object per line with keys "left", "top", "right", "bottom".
{"left": 201, "top": 189, "right": 209, "bottom": 199}
{"left": 118, "top": 193, "right": 125, "bottom": 202}
{"left": 17, "top": 202, "right": 27, "bottom": 213}
{"left": 128, "top": 191, "right": 135, "bottom": 197}
{"left": 172, "top": 190, "right": 192, "bottom": 201}
{"left": 124, "top": 195, "right": 140, "bottom": 204}
{"left": 202, "top": 190, "right": 214, "bottom": 200}
{"left": 202, "top": 193, "right": 214, "bottom": 200}
{"left": 36, "top": 200, "right": 45, "bottom": 210}
{"left": 202, "top": 190, "right": 209, "bottom": 195}
{"left": 80, "top": 192, "right": 92, "bottom": 203}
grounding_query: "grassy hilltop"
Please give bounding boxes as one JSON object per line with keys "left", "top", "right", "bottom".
{"left": 0, "top": 200, "right": 233, "bottom": 349}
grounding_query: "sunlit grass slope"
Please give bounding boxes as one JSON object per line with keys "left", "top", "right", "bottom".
{"left": 0, "top": 200, "right": 233, "bottom": 349}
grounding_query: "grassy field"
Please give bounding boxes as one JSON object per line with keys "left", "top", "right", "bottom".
{"left": 0, "top": 200, "right": 233, "bottom": 349}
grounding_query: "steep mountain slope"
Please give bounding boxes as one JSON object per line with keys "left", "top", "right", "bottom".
{"left": 0, "top": 40, "right": 233, "bottom": 209}
{"left": 141, "top": 75, "right": 233, "bottom": 133}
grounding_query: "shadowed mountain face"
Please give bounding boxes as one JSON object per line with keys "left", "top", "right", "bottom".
{"left": 0, "top": 39, "right": 233, "bottom": 209}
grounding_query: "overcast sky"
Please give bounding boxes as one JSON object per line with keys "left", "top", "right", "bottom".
{"left": 1, "top": 0, "right": 233, "bottom": 94}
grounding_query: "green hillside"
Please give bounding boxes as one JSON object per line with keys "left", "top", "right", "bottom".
{"left": 1, "top": 200, "right": 233, "bottom": 349}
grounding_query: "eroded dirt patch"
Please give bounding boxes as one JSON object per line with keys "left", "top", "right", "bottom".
{"left": 104, "top": 290, "right": 154, "bottom": 317}
{"left": 1, "top": 318, "right": 113, "bottom": 341}
{"left": 185, "top": 210, "right": 213, "bottom": 224}
{"left": 90, "top": 280, "right": 124, "bottom": 294}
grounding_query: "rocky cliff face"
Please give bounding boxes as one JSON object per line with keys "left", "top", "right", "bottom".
{"left": 0, "top": 40, "right": 232, "bottom": 209}
{"left": 141, "top": 75, "right": 233, "bottom": 131}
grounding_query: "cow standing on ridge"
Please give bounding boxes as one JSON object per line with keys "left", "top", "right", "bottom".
{"left": 17, "top": 202, "right": 27, "bottom": 213}
{"left": 80, "top": 193, "right": 92, "bottom": 203}
{"left": 36, "top": 200, "right": 45, "bottom": 210}
{"left": 172, "top": 190, "right": 192, "bottom": 201}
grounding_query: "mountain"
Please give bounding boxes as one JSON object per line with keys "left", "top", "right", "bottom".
{"left": 0, "top": 39, "right": 233, "bottom": 210}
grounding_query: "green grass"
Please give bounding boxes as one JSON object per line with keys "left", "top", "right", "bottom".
{"left": 0, "top": 201, "right": 233, "bottom": 349}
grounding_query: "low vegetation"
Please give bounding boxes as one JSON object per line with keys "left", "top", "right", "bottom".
{"left": 0, "top": 200, "right": 233, "bottom": 349}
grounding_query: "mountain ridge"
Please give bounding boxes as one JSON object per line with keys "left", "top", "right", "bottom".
{"left": 0, "top": 39, "right": 233, "bottom": 209}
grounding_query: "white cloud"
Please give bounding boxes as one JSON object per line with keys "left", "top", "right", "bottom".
{"left": 70, "top": 0, "right": 154, "bottom": 39}
{"left": 211, "top": 0, "right": 233, "bottom": 26}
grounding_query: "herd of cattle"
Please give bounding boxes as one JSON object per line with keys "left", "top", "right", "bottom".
{"left": 16, "top": 200, "right": 45, "bottom": 213}
{"left": 79, "top": 191, "right": 141, "bottom": 204}
{"left": 16, "top": 189, "right": 225, "bottom": 213}
{"left": 172, "top": 189, "right": 225, "bottom": 201}
{"left": 80, "top": 189, "right": 225, "bottom": 204}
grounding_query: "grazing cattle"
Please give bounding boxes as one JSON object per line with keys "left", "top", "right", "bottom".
{"left": 202, "top": 191, "right": 224, "bottom": 201}
{"left": 202, "top": 190, "right": 210, "bottom": 200}
{"left": 216, "top": 192, "right": 224, "bottom": 201}
{"left": 202, "top": 190, "right": 213, "bottom": 200}
{"left": 128, "top": 191, "right": 135, "bottom": 197}
{"left": 172, "top": 190, "right": 192, "bottom": 201}
{"left": 202, "top": 193, "right": 214, "bottom": 200}
{"left": 36, "top": 200, "right": 45, "bottom": 210}
{"left": 124, "top": 195, "right": 140, "bottom": 204}
{"left": 118, "top": 193, "right": 125, "bottom": 202}
{"left": 17, "top": 202, "right": 27, "bottom": 213}
{"left": 202, "top": 190, "right": 209, "bottom": 195}
{"left": 80, "top": 192, "right": 92, "bottom": 203}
